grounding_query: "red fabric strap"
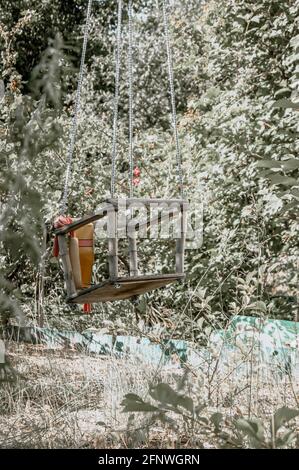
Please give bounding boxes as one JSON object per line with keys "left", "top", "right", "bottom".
{"left": 53, "top": 216, "right": 73, "bottom": 257}
{"left": 83, "top": 303, "right": 92, "bottom": 314}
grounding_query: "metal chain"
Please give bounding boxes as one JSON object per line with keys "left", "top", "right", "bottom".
{"left": 61, "top": 0, "right": 93, "bottom": 214}
{"left": 128, "top": 0, "right": 134, "bottom": 197}
{"left": 111, "top": 0, "right": 123, "bottom": 198}
{"left": 162, "top": 0, "right": 184, "bottom": 198}
{"left": 61, "top": 0, "right": 182, "bottom": 205}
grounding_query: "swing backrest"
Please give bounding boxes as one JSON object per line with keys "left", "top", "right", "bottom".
{"left": 69, "top": 223, "right": 94, "bottom": 289}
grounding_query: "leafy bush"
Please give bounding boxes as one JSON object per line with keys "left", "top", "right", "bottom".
{"left": 121, "top": 382, "right": 299, "bottom": 448}
{"left": 0, "top": 0, "right": 298, "bottom": 329}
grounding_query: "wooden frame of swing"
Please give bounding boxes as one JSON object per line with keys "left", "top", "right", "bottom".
{"left": 54, "top": 198, "right": 188, "bottom": 304}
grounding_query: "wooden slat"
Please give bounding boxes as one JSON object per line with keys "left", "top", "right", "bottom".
{"left": 107, "top": 197, "right": 189, "bottom": 206}
{"left": 54, "top": 201, "right": 188, "bottom": 236}
{"left": 57, "top": 235, "right": 77, "bottom": 298}
{"left": 54, "top": 204, "right": 116, "bottom": 235}
{"left": 128, "top": 236, "right": 138, "bottom": 276}
{"left": 107, "top": 209, "right": 118, "bottom": 279}
{"left": 176, "top": 237, "right": 185, "bottom": 274}
{"left": 176, "top": 208, "right": 187, "bottom": 274}
{"left": 116, "top": 273, "right": 184, "bottom": 282}
{"left": 108, "top": 238, "right": 118, "bottom": 278}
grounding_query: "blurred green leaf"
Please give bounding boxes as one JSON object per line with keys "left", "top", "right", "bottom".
{"left": 274, "top": 407, "right": 299, "bottom": 434}
{"left": 121, "top": 393, "right": 158, "bottom": 413}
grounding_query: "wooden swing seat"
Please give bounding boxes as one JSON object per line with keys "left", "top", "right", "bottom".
{"left": 55, "top": 198, "right": 188, "bottom": 304}
{"left": 67, "top": 273, "right": 185, "bottom": 304}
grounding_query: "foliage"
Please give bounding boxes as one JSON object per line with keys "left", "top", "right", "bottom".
{"left": 0, "top": 0, "right": 298, "bottom": 329}
{"left": 121, "top": 381, "right": 299, "bottom": 448}
{"left": 0, "top": 34, "right": 66, "bottom": 322}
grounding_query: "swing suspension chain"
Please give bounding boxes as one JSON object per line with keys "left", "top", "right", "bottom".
{"left": 61, "top": 0, "right": 183, "bottom": 204}
{"left": 61, "top": 0, "right": 93, "bottom": 214}
{"left": 162, "top": 0, "right": 184, "bottom": 198}
{"left": 111, "top": 0, "right": 123, "bottom": 198}
{"left": 128, "top": 0, "right": 134, "bottom": 198}
{"left": 111, "top": 0, "right": 183, "bottom": 198}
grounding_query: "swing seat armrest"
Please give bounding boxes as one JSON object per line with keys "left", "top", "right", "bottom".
{"left": 54, "top": 205, "right": 116, "bottom": 235}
